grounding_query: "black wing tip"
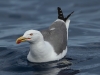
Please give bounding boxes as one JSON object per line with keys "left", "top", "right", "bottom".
{"left": 64, "top": 11, "right": 74, "bottom": 21}
{"left": 57, "top": 7, "right": 64, "bottom": 20}
{"left": 57, "top": 7, "right": 74, "bottom": 21}
{"left": 57, "top": 7, "right": 61, "bottom": 10}
{"left": 71, "top": 11, "right": 74, "bottom": 15}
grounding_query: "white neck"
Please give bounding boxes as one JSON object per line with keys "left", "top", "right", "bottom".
{"left": 30, "top": 40, "right": 46, "bottom": 54}
{"left": 27, "top": 36, "right": 56, "bottom": 62}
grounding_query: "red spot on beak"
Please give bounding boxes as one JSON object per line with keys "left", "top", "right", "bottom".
{"left": 16, "top": 40, "right": 21, "bottom": 44}
{"left": 16, "top": 36, "right": 26, "bottom": 44}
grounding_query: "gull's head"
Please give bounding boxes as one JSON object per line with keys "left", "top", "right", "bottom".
{"left": 16, "top": 30, "right": 43, "bottom": 44}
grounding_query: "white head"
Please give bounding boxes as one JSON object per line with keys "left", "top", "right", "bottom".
{"left": 16, "top": 30, "right": 43, "bottom": 44}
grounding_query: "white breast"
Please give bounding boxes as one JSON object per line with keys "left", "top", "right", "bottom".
{"left": 27, "top": 41, "right": 67, "bottom": 63}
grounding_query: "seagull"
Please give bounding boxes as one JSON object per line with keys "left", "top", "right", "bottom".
{"left": 16, "top": 7, "right": 73, "bottom": 63}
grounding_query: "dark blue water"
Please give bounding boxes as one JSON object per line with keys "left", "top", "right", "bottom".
{"left": 0, "top": 0, "right": 100, "bottom": 75}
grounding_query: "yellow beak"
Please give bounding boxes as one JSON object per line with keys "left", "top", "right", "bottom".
{"left": 16, "top": 36, "right": 26, "bottom": 44}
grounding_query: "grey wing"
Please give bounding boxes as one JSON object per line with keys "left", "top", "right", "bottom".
{"left": 40, "top": 20, "right": 67, "bottom": 54}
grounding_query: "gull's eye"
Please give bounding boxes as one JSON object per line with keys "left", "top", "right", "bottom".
{"left": 29, "top": 33, "right": 33, "bottom": 36}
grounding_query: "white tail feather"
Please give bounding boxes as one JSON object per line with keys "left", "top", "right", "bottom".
{"left": 65, "top": 19, "right": 70, "bottom": 40}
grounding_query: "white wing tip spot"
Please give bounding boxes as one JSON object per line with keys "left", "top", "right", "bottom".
{"left": 50, "top": 28, "right": 55, "bottom": 30}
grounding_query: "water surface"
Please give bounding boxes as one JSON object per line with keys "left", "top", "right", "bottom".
{"left": 0, "top": 0, "right": 100, "bottom": 75}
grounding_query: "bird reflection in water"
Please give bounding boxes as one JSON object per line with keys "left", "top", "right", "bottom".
{"left": 28, "top": 58, "right": 79, "bottom": 75}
